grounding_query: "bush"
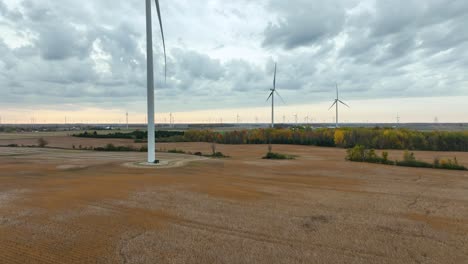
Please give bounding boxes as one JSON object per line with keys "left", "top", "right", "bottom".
{"left": 346, "top": 145, "right": 366, "bottom": 161}
{"left": 395, "top": 150, "right": 433, "bottom": 168}
{"left": 437, "top": 158, "right": 467, "bottom": 170}
{"left": 403, "top": 150, "right": 416, "bottom": 162}
{"left": 396, "top": 160, "right": 433, "bottom": 168}
{"left": 37, "top": 138, "right": 48, "bottom": 148}
{"left": 93, "top": 144, "right": 136, "bottom": 152}
{"left": 139, "top": 146, "right": 148, "bottom": 152}
{"left": 382, "top": 151, "right": 389, "bottom": 162}
{"left": 207, "top": 152, "right": 229, "bottom": 158}
{"left": 263, "top": 152, "right": 295, "bottom": 160}
{"left": 168, "top": 149, "right": 186, "bottom": 154}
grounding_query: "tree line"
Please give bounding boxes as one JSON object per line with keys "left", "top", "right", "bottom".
{"left": 73, "top": 130, "right": 183, "bottom": 140}
{"left": 73, "top": 127, "right": 468, "bottom": 152}
{"left": 184, "top": 127, "right": 468, "bottom": 152}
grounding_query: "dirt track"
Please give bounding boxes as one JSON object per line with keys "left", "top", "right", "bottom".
{"left": 1, "top": 140, "right": 468, "bottom": 263}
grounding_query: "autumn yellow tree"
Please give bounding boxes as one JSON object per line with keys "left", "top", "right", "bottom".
{"left": 334, "top": 130, "right": 345, "bottom": 147}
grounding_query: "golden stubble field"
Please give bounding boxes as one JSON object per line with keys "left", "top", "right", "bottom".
{"left": 0, "top": 134, "right": 468, "bottom": 263}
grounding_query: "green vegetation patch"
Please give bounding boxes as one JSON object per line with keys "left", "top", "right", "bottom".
{"left": 93, "top": 144, "right": 146, "bottom": 152}
{"left": 206, "top": 152, "right": 229, "bottom": 158}
{"left": 346, "top": 145, "right": 467, "bottom": 171}
{"left": 263, "top": 152, "right": 296, "bottom": 160}
{"left": 167, "top": 149, "right": 186, "bottom": 154}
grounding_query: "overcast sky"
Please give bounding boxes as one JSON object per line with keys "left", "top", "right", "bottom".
{"left": 1, "top": 0, "right": 468, "bottom": 123}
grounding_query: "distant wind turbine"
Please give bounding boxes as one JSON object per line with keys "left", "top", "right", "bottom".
{"left": 126, "top": 112, "right": 129, "bottom": 129}
{"left": 328, "top": 83, "right": 349, "bottom": 128}
{"left": 266, "top": 63, "right": 285, "bottom": 128}
{"left": 145, "top": 0, "right": 167, "bottom": 163}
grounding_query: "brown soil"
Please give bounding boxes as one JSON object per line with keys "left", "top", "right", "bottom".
{"left": 0, "top": 137, "right": 468, "bottom": 263}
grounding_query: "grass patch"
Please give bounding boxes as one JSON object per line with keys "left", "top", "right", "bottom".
{"left": 263, "top": 152, "right": 295, "bottom": 160}
{"left": 205, "top": 152, "right": 229, "bottom": 158}
{"left": 93, "top": 144, "right": 146, "bottom": 152}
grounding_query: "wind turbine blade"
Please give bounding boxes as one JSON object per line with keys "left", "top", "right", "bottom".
{"left": 338, "top": 100, "right": 350, "bottom": 108}
{"left": 275, "top": 90, "right": 286, "bottom": 104}
{"left": 155, "top": 0, "right": 167, "bottom": 82}
{"left": 328, "top": 100, "right": 337, "bottom": 110}
{"left": 273, "top": 63, "right": 277, "bottom": 91}
{"left": 266, "top": 91, "right": 273, "bottom": 102}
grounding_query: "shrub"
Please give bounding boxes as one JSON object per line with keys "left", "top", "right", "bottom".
{"left": 93, "top": 144, "right": 135, "bottom": 152}
{"left": 394, "top": 150, "right": 434, "bottom": 168}
{"left": 382, "top": 151, "right": 389, "bottom": 162}
{"left": 396, "top": 160, "right": 433, "bottom": 168}
{"left": 139, "top": 146, "right": 148, "bottom": 152}
{"left": 346, "top": 146, "right": 395, "bottom": 165}
{"left": 168, "top": 149, "right": 186, "bottom": 154}
{"left": 346, "top": 145, "right": 366, "bottom": 162}
{"left": 208, "top": 152, "right": 229, "bottom": 158}
{"left": 437, "top": 158, "right": 467, "bottom": 170}
{"left": 263, "top": 152, "right": 295, "bottom": 160}
{"left": 37, "top": 138, "right": 48, "bottom": 148}
{"left": 403, "top": 150, "right": 416, "bottom": 162}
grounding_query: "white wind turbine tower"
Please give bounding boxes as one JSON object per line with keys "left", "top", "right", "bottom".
{"left": 145, "top": 0, "right": 166, "bottom": 163}
{"left": 126, "top": 112, "right": 129, "bottom": 129}
{"left": 328, "top": 83, "right": 349, "bottom": 128}
{"left": 266, "top": 63, "right": 285, "bottom": 128}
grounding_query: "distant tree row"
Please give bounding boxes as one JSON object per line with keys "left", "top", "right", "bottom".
{"left": 184, "top": 127, "right": 468, "bottom": 152}
{"left": 333, "top": 128, "right": 468, "bottom": 151}
{"left": 73, "top": 130, "right": 183, "bottom": 140}
{"left": 73, "top": 127, "right": 468, "bottom": 152}
{"left": 184, "top": 128, "right": 335, "bottom": 146}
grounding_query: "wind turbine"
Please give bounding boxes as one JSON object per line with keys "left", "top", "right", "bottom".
{"left": 328, "top": 83, "right": 349, "bottom": 128}
{"left": 145, "top": 0, "right": 166, "bottom": 163}
{"left": 126, "top": 112, "right": 129, "bottom": 129}
{"left": 266, "top": 63, "right": 285, "bottom": 128}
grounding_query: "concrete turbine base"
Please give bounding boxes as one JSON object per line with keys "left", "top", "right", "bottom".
{"left": 122, "top": 154, "right": 208, "bottom": 169}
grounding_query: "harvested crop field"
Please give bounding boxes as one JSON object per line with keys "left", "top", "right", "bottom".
{"left": 1, "top": 140, "right": 468, "bottom": 263}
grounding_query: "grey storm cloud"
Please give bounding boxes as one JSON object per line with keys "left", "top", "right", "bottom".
{"left": 0, "top": 0, "right": 467, "bottom": 111}
{"left": 262, "top": 0, "right": 353, "bottom": 50}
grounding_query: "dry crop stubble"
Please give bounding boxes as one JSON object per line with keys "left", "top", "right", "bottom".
{"left": 0, "top": 142, "right": 467, "bottom": 263}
